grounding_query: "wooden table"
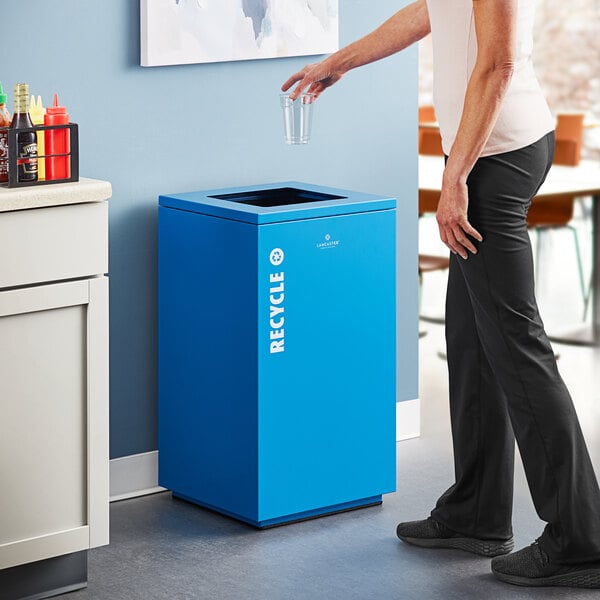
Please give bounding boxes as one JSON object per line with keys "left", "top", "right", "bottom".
{"left": 419, "top": 155, "right": 600, "bottom": 346}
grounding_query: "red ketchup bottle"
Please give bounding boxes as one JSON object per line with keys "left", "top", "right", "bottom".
{"left": 44, "top": 94, "right": 70, "bottom": 180}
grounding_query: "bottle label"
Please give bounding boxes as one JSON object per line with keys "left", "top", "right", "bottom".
{"left": 0, "top": 131, "right": 8, "bottom": 181}
{"left": 17, "top": 141, "right": 38, "bottom": 175}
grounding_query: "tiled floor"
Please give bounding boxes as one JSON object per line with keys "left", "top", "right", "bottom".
{"left": 71, "top": 212, "right": 600, "bottom": 600}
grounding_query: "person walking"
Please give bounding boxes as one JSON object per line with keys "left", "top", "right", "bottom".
{"left": 282, "top": 0, "right": 600, "bottom": 589}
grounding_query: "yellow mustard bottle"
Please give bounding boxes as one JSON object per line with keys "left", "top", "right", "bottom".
{"left": 29, "top": 95, "right": 45, "bottom": 180}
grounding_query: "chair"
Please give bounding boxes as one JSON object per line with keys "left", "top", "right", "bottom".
{"left": 418, "top": 105, "right": 436, "bottom": 123}
{"left": 419, "top": 128, "right": 444, "bottom": 156}
{"left": 555, "top": 113, "right": 585, "bottom": 163}
{"left": 418, "top": 106, "right": 444, "bottom": 156}
{"left": 527, "top": 133, "right": 588, "bottom": 317}
{"left": 417, "top": 187, "right": 449, "bottom": 324}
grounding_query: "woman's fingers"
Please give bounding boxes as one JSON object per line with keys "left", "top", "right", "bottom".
{"left": 307, "top": 81, "right": 324, "bottom": 98}
{"left": 281, "top": 64, "right": 313, "bottom": 91}
{"left": 451, "top": 225, "right": 476, "bottom": 257}
{"left": 281, "top": 64, "right": 319, "bottom": 99}
{"left": 462, "top": 221, "right": 483, "bottom": 243}
{"left": 281, "top": 73, "right": 303, "bottom": 93}
{"left": 435, "top": 179, "right": 483, "bottom": 259}
{"left": 440, "top": 227, "right": 463, "bottom": 258}
{"left": 439, "top": 218, "right": 482, "bottom": 259}
{"left": 282, "top": 62, "right": 341, "bottom": 100}
{"left": 447, "top": 228, "right": 468, "bottom": 259}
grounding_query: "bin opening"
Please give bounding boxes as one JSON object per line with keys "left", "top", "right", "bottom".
{"left": 209, "top": 187, "right": 346, "bottom": 208}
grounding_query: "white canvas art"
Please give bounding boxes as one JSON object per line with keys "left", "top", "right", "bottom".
{"left": 141, "top": 0, "right": 339, "bottom": 67}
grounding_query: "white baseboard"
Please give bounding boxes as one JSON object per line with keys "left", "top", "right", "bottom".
{"left": 110, "top": 406, "right": 420, "bottom": 502}
{"left": 396, "top": 399, "right": 420, "bottom": 441}
{"left": 110, "top": 451, "right": 166, "bottom": 502}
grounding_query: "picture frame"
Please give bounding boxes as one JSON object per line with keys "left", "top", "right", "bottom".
{"left": 141, "top": 0, "right": 339, "bottom": 67}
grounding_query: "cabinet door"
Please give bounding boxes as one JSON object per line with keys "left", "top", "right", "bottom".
{"left": 0, "top": 277, "right": 108, "bottom": 569}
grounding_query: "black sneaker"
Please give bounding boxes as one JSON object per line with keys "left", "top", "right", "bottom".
{"left": 396, "top": 517, "right": 514, "bottom": 557}
{"left": 491, "top": 540, "right": 600, "bottom": 588}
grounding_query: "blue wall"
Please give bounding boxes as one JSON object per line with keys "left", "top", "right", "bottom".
{"left": 2, "top": 0, "right": 417, "bottom": 458}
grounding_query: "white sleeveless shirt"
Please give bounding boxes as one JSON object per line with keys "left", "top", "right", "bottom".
{"left": 425, "top": 0, "right": 554, "bottom": 156}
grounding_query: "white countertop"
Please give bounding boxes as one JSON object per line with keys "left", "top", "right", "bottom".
{"left": 0, "top": 177, "right": 112, "bottom": 212}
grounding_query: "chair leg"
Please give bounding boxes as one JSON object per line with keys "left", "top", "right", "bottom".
{"left": 583, "top": 271, "right": 593, "bottom": 321}
{"left": 418, "top": 272, "right": 427, "bottom": 337}
{"left": 568, "top": 225, "right": 587, "bottom": 320}
{"left": 534, "top": 227, "right": 543, "bottom": 292}
{"left": 577, "top": 196, "right": 592, "bottom": 220}
{"left": 575, "top": 198, "right": 593, "bottom": 321}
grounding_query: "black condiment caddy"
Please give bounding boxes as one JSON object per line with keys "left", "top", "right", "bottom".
{"left": 0, "top": 122, "right": 79, "bottom": 188}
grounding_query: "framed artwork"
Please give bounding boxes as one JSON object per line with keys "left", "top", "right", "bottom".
{"left": 141, "top": 0, "right": 339, "bottom": 67}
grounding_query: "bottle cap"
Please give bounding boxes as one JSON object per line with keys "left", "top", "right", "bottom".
{"left": 14, "top": 83, "right": 29, "bottom": 113}
{"left": 46, "top": 93, "right": 67, "bottom": 116}
{"left": 29, "top": 95, "right": 45, "bottom": 123}
{"left": 0, "top": 82, "right": 7, "bottom": 105}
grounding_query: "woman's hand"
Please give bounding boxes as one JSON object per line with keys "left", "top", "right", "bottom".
{"left": 281, "top": 59, "right": 345, "bottom": 100}
{"left": 436, "top": 176, "right": 483, "bottom": 259}
{"left": 280, "top": 1, "right": 432, "bottom": 100}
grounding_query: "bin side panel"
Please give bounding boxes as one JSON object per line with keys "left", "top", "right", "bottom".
{"left": 158, "top": 207, "right": 259, "bottom": 520}
{"left": 257, "top": 209, "right": 397, "bottom": 522}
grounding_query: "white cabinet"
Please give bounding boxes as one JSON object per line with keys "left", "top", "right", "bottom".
{"left": 0, "top": 201, "right": 108, "bottom": 289}
{"left": 0, "top": 179, "right": 110, "bottom": 582}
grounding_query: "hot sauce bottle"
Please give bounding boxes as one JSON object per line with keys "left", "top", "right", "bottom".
{"left": 10, "top": 83, "right": 38, "bottom": 182}
{"left": 0, "top": 82, "right": 11, "bottom": 183}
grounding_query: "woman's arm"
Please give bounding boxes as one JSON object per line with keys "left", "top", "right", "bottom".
{"left": 282, "top": 0, "right": 431, "bottom": 100}
{"left": 436, "top": 0, "right": 517, "bottom": 258}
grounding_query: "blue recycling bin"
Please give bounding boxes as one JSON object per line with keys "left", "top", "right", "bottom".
{"left": 158, "top": 182, "right": 402, "bottom": 527}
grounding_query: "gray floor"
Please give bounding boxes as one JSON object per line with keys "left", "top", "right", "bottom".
{"left": 73, "top": 215, "right": 600, "bottom": 600}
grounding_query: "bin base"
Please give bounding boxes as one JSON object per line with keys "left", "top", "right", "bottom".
{"left": 172, "top": 493, "right": 383, "bottom": 528}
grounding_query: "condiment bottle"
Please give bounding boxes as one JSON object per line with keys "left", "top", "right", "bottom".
{"left": 29, "top": 95, "right": 45, "bottom": 181}
{"left": 0, "top": 82, "right": 12, "bottom": 183}
{"left": 44, "top": 93, "right": 70, "bottom": 180}
{"left": 10, "top": 83, "right": 38, "bottom": 183}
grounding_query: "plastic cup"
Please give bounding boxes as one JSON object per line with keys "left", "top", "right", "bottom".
{"left": 280, "top": 93, "right": 316, "bottom": 145}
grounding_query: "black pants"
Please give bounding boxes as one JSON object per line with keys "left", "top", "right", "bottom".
{"left": 430, "top": 132, "right": 600, "bottom": 564}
